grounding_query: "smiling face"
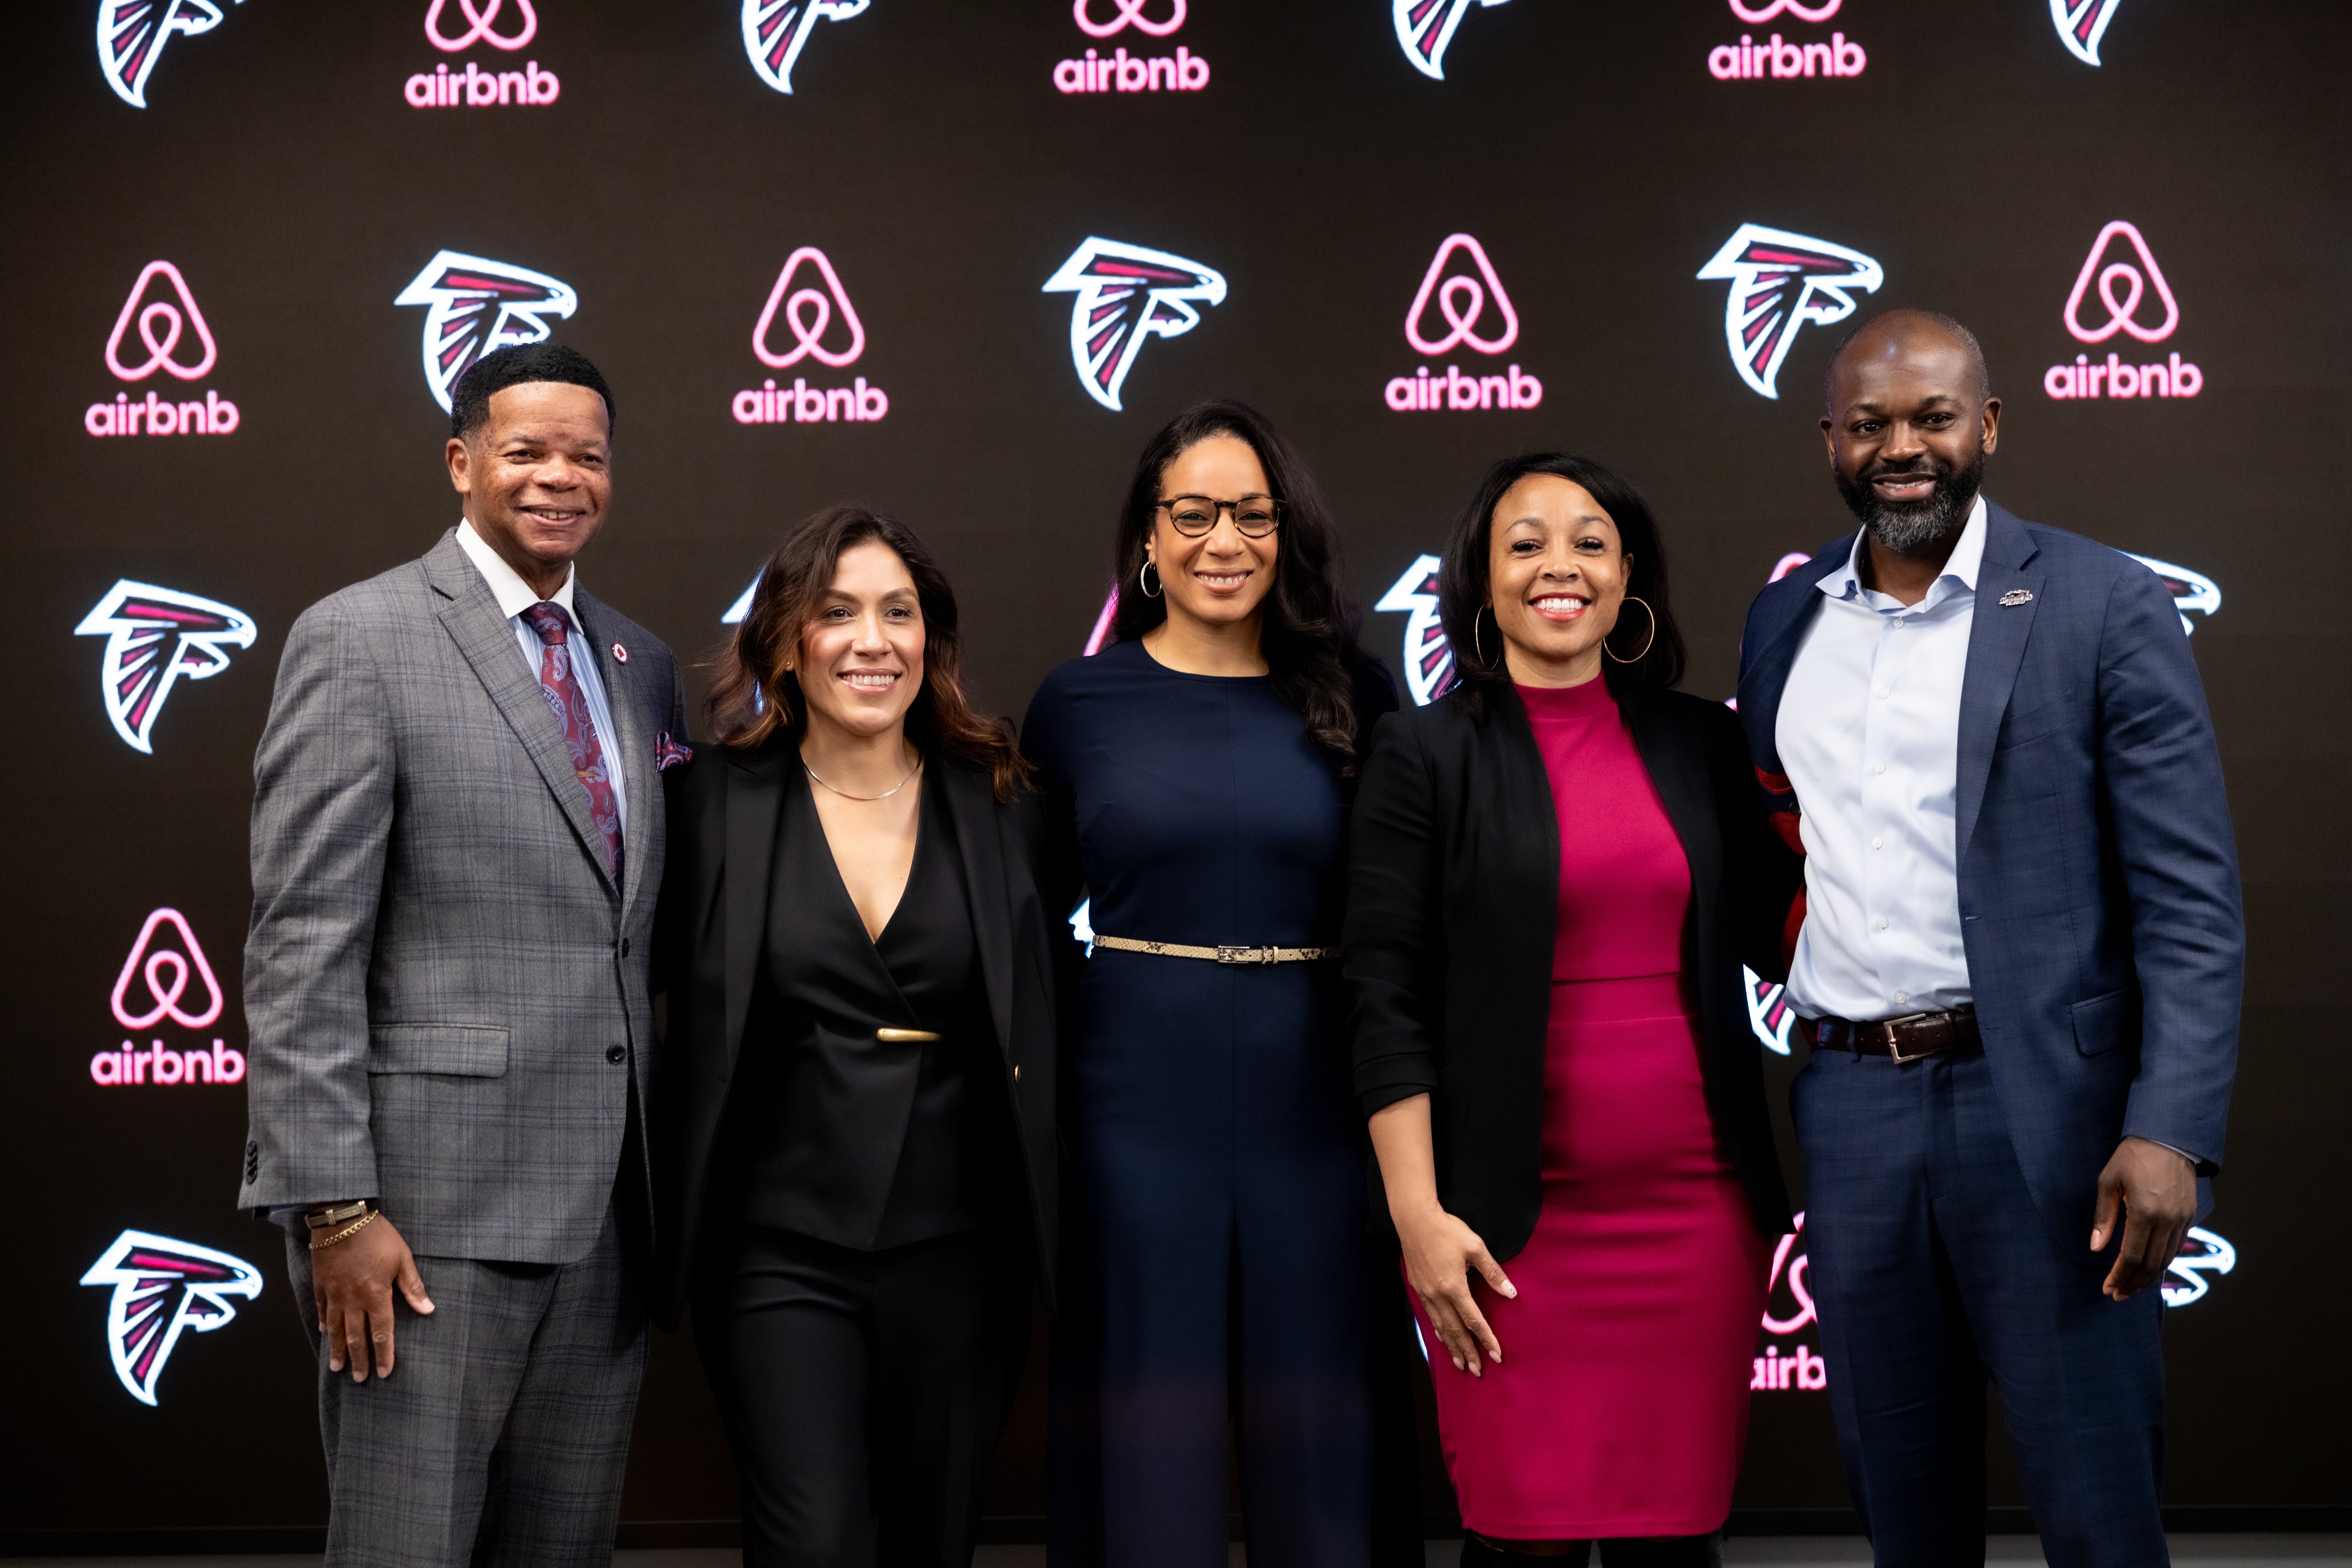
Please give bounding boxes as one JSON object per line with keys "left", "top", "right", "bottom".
{"left": 792, "top": 539, "right": 926, "bottom": 743}
{"left": 1146, "top": 432, "right": 1280, "bottom": 634}
{"left": 1821, "top": 318, "right": 2000, "bottom": 550}
{"left": 446, "top": 381, "right": 612, "bottom": 593}
{"left": 1486, "top": 473, "right": 1631, "bottom": 687}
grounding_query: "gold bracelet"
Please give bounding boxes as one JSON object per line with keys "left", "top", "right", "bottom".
{"left": 309, "top": 1209, "right": 380, "bottom": 1252}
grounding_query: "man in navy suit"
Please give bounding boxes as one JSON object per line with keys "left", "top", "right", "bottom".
{"left": 1736, "top": 310, "right": 2242, "bottom": 1567}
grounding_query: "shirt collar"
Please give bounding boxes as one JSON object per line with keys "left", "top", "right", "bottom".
{"left": 1818, "top": 492, "right": 1989, "bottom": 609}
{"left": 457, "top": 518, "right": 577, "bottom": 624}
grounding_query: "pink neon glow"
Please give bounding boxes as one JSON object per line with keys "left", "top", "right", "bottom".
{"left": 1083, "top": 588, "right": 1119, "bottom": 655}
{"left": 1728, "top": 0, "right": 1840, "bottom": 21}
{"left": 426, "top": 0, "right": 536, "bottom": 52}
{"left": 110, "top": 908, "right": 225, "bottom": 1031}
{"left": 104, "top": 262, "right": 218, "bottom": 383}
{"left": 1762, "top": 1210, "right": 1816, "bottom": 1333}
{"left": 2063, "top": 221, "right": 2179, "bottom": 345}
{"left": 1768, "top": 551, "right": 1813, "bottom": 583}
{"left": 1074, "top": 0, "right": 1185, "bottom": 37}
{"left": 752, "top": 247, "right": 867, "bottom": 369}
{"left": 1404, "top": 234, "right": 1520, "bottom": 357}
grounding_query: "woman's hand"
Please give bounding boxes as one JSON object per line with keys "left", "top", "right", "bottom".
{"left": 1394, "top": 1202, "right": 1515, "bottom": 1376}
{"left": 1367, "top": 1092, "right": 1516, "bottom": 1377}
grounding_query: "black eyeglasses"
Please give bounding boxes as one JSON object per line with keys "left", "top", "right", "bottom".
{"left": 1155, "top": 494, "right": 1284, "bottom": 538}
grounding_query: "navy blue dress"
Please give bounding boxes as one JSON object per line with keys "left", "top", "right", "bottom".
{"left": 1024, "top": 637, "right": 1395, "bottom": 1568}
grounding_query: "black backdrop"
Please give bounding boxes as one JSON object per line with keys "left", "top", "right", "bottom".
{"left": 5, "top": 0, "right": 2346, "bottom": 1541}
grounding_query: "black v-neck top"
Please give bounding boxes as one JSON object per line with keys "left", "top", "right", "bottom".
{"left": 734, "top": 771, "right": 993, "bottom": 1250}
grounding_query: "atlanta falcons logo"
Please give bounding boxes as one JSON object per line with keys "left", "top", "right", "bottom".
{"left": 1695, "top": 224, "right": 1884, "bottom": 400}
{"left": 1042, "top": 238, "right": 1227, "bottom": 412}
{"left": 394, "top": 251, "right": 579, "bottom": 412}
{"left": 74, "top": 580, "right": 258, "bottom": 755}
{"left": 2121, "top": 553, "right": 2220, "bottom": 636}
{"left": 2164, "top": 1227, "right": 2235, "bottom": 1308}
{"left": 2051, "top": 0, "right": 2124, "bottom": 66}
{"left": 1745, "top": 968, "right": 1799, "bottom": 1056}
{"left": 79, "top": 1231, "right": 262, "bottom": 1406}
{"left": 742, "top": 0, "right": 871, "bottom": 94}
{"left": 1393, "top": 0, "right": 1508, "bottom": 80}
{"left": 1375, "top": 554, "right": 1457, "bottom": 707}
{"left": 98, "top": 0, "right": 243, "bottom": 108}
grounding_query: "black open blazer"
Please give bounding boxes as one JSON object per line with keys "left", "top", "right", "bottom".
{"left": 1344, "top": 679, "right": 1798, "bottom": 1261}
{"left": 649, "top": 740, "right": 1060, "bottom": 1328}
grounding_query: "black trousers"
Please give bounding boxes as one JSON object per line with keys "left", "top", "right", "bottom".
{"left": 695, "top": 1225, "right": 1031, "bottom": 1568}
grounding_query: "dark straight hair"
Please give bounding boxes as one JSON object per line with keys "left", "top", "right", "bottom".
{"left": 1108, "top": 399, "right": 1372, "bottom": 770}
{"left": 1437, "top": 451, "right": 1687, "bottom": 718}
{"left": 705, "top": 504, "right": 1034, "bottom": 802}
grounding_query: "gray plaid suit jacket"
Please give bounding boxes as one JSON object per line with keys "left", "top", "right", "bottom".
{"left": 237, "top": 528, "right": 686, "bottom": 1264}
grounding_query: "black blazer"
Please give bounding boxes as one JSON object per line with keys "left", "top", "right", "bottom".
{"left": 649, "top": 740, "right": 1060, "bottom": 1328}
{"left": 1344, "top": 679, "right": 1798, "bottom": 1261}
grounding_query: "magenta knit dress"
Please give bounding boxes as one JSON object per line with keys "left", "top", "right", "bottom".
{"left": 1407, "top": 679, "right": 1768, "bottom": 1540}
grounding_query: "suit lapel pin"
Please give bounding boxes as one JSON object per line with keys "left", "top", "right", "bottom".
{"left": 611, "top": 642, "right": 629, "bottom": 663}
{"left": 1998, "top": 589, "right": 2034, "bottom": 607}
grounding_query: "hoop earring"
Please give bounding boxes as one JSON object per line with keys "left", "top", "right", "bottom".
{"left": 1473, "top": 604, "right": 1493, "bottom": 668}
{"left": 1139, "top": 559, "right": 1163, "bottom": 598}
{"left": 1605, "top": 596, "right": 1658, "bottom": 664}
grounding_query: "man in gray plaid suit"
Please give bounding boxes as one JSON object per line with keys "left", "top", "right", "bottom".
{"left": 238, "top": 342, "right": 685, "bottom": 1565}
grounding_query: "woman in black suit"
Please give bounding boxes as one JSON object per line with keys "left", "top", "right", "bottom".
{"left": 651, "top": 505, "right": 1057, "bottom": 1567}
{"left": 1344, "top": 454, "right": 1798, "bottom": 1566}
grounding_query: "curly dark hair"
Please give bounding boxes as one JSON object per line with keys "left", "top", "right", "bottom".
{"left": 1436, "top": 451, "right": 1687, "bottom": 718}
{"left": 1106, "top": 400, "right": 1373, "bottom": 770}
{"left": 705, "top": 505, "right": 1033, "bottom": 802}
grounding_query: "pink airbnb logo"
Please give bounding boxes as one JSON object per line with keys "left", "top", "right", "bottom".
{"left": 1075, "top": 0, "right": 1183, "bottom": 36}
{"left": 87, "top": 262, "right": 239, "bottom": 439}
{"left": 1707, "top": 0, "right": 1866, "bottom": 83}
{"left": 734, "top": 247, "right": 889, "bottom": 427}
{"left": 1386, "top": 234, "right": 1541, "bottom": 413}
{"left": 93, "top": 908, "right": 244, "bottom": 1088}
{"left": 112, "top": 908, "right": 222, "bottom": 1030}
{"left": 2045, "top": 221, "right": 2201, "bottom": 401}
{"left": 426, "top": 0, "right": 535, "bottom": 50}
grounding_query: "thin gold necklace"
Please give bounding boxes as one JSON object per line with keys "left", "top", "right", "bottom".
{"left": 804, "top": 750, "right": 921, "bottom": 802}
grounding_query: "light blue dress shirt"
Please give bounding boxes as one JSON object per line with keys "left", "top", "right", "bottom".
{"left": 1776, "top": 496, "right": 1986, "bottom": 1023}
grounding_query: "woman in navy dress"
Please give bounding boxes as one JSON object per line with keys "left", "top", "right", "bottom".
{"left": 1024, "top": 402, "right": 1402, "bottom": 1567}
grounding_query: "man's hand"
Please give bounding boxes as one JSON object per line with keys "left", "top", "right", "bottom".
{"left": 312, "top": 1214, "right": 434, "bottom": 1380}
{"left": 2090, "top": 1137, "right": 2196, "bottom": 1302}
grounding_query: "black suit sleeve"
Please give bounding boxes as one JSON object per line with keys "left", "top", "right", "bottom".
{"left": 1706, "top": 702, "right": 1802, "bottom": 985}
{"left": 1344, "top": 711, "right": 1445, "bottom": 1118}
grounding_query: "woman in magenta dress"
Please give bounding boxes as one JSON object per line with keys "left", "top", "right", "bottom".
{"left": 1344, "top": 453, "right": 1800, "bottom": 1565}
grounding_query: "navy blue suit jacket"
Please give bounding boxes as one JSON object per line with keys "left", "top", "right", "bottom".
{"left": 1736, "top": 500, "right": 2244, "bottom": 1237}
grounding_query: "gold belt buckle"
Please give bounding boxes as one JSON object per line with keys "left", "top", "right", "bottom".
{"left": 1883, "top": 1011, "right": 1942, "bottom": 1064}
{"left": 1217, "top": 945, "right": 1273, "bottom": 965}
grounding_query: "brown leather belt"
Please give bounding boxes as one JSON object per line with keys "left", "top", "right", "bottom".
{"left": 1800, "top": 1006, "right": 1978, "bottom": 1063}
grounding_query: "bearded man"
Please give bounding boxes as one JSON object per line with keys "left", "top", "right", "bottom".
{"left": 1735, "top": 310, "right": 2243, "bottom": 1567}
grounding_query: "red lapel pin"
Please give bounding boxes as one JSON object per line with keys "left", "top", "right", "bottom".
{"left": 611, "top": 642, "right": 629, "bottom": 664}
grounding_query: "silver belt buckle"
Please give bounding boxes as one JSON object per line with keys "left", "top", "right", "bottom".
{"left": 1883, "top": 1011, "right": 1942, "bottom": 1064}
{"left": 1217, "top": 945, "right": 1272, "bottom": 965}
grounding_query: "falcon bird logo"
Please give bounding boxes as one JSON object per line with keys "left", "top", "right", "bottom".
{"left": 75, "top": 580, "right": 258, "bottom": 754}
{"left": 1375, "top": 554, "right": 1457, "bottom": 708}
{"left": 2164, "top": 1227, "right": 2235, "bottom": 1308}
{"left": 1042, "top": 238, "right": 1227, "bottom": 412}
{"left": 80, "top": 1230, "right": 262, "bottom": 1405}
{"left": 742, "top": 0, "right": 871, "bottom": 94}
{"left": 1696, "top": 224, "right": 1884, "bottom": 400}
{"left": 1744, "top": 968, "right": 1799, "bottom": 1056}
{"left": 394, "top": 251, "right": 579, "bottom": 413}
{"left": 2122, "top": 553, "right": 2220, "bottom": 636}
{"left": 1393, "top": 0, "right": 1508, "bottom": 80}
{"left": 98, "top": 0, "right": 242, "bottom": 108}
{"left": 2051, "top": 0, "right": 2124, "bottom": 66}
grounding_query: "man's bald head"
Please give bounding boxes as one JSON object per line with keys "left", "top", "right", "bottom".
{"left": 1826, "top": 309, "right": 1991, "bottom": 413}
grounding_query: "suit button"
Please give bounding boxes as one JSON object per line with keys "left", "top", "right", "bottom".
{"left": 1012, "top": 1065, "right": 1022, "bottom": 1083}
{"left": 620, "top": 938, "right": 631, "bottom": 957}
{"left": 606, "top": 1045, "right": 626, "bottom": 1064}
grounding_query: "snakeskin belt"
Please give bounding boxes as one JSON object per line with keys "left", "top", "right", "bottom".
{"left": 1090, "top": 935, "right": 1337, "bottom": 965}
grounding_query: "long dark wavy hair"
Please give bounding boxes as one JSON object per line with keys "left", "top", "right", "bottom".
{"left": 1107, "top": 400, "right": 1372, "bottom": 770}
{"left": 1437, "top": 451, "right": 1687, "bottom": 719}
{"left": 706, "top": 505, "right": 1034, "bottom": 801}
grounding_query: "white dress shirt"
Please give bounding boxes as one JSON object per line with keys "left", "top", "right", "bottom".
{"left": 456, "top": 518, "right": 628, "bottom": 832}
{"left": 1777, "top": 495, "right": 1987, "bottom": 1023}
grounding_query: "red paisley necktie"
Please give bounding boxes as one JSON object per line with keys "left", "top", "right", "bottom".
{"left": 520, "top": 602, "right": 624, "bottom": 886}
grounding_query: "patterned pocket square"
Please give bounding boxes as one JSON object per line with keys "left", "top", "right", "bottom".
{"left": 655, "top": 733, "right": 694, "bottom": 770}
